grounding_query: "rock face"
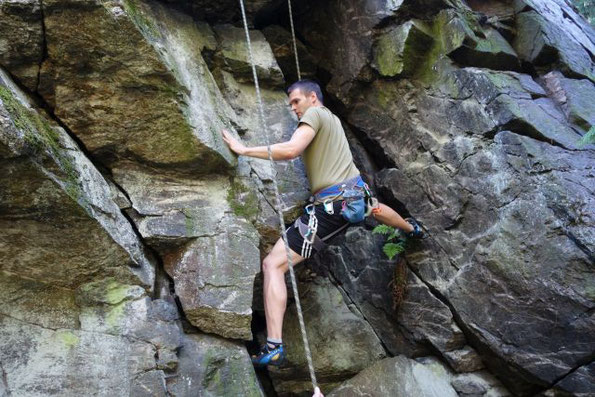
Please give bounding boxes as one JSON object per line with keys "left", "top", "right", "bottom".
{"left": 1, "top": 0, "right": 594, "bottom": 395}
{"left": 270, "top": 276, "right": 386, "bottom": 395}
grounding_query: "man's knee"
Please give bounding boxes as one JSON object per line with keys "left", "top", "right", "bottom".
{"left": 262, "top": 255, "right": 285, "bottom": 274}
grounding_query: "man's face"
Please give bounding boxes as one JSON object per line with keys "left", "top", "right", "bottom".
{"left": 288, "top": 89, "right": 315, "bottom": 119}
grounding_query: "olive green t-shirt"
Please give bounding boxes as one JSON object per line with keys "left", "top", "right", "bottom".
{"left": 299, "top": 106, "right": 360, "bottom": 193}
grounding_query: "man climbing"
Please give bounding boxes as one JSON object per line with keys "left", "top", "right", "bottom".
{"left": 222, "top": 80, "right": 423, "bottom": 368}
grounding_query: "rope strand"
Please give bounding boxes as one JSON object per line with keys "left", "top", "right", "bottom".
{"left": 287, "top": 0, "right": 301, "bottom": 80}
{"left": 238, "top": 0, "right": 317, "bottom": 390}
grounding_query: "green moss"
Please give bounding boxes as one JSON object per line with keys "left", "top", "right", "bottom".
{"left": 106, "top": 302, "right": 127, "bottom": 329}
{"left": 56, "top": 330, "right": 80, "bottom": 349}
{"left": 122, "top": 0, "right": 161, "bottom": 40}
{"left": 226, "top": 179, "right": 260, "bottom": 221}
{"left": 105, "top": 281, "right": 134, "bottom": 305}
{"left": 181, "top": 208, "right": 196, "bottom": 237}
{"left": 0, "top": 85, "right": 87, "bottom": 207}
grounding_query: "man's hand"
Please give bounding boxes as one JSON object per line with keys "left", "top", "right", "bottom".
{"left": 222, "top": 129, "right": 246, "bottom": 156}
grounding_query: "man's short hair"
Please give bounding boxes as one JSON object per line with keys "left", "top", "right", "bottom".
{"left": 287, "top": 80, "right": 324, "bottom": 104}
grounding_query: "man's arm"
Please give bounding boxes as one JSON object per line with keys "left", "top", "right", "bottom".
{"left": 222, "top": 124, "right": 316, "bottom": 160}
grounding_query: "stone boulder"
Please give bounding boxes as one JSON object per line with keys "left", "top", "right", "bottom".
{"left": 328, "top": 356, "right": 459, "bottom": 397}
{"left": 163, "top": 215, "right": 261, "bottom": 340}
{"left": 314, "top": 227, "right": 467, "bottom": 361}
{"left": 0, "top": 273, "right": 183, "bottom": 396}
{"left": 167, "top": 333, "right": 264, "bottom": 396}
{"left": 0, "top": 0, "right": 43, "bottom": 91}
{"left": 262, "top": 24, "right": 318, "bottom": 83}
{"left": 514, "top": 0, "right": 595, "bottom": 81}
{"left": 373, "top": 20, "right": 434, "bottom": 78}
{"left": 269, "top": 276, "right": 386, "bottom": 396}
{"left": 0, "top": 68, "right": 154, "bottom": 289}
{"left": 38, "top": 0, "right": 238, "bottom": 170}
{"left": 542, "top": 71, "right": 595, "bottom": 132}
{"left": 213, "top": 24, "right": 284, "bottom": 87}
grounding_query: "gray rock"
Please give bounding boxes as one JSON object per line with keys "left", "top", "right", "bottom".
{"left": 262, "top": 24, "right": 317, "bottom": 83}
{"left": 0, "top": 68, "right": 155, "bottom": 290}
{"left": 131, "top": 370, "right": 167, "bottom": 397}
{"left": 315, "top": 227, "right": 466, "bottom": 359}
{"left": 163, "top": 215, "right": 261, "bottom": 340}
{"left": 0, "top": 0, "right": 43, "bottom": 91}
{"left": 452, "top": 371, "right": 511, "bottom": 397}
{"left": 293, "top": 0, "right": 403, "bottom": 103}
{"left": 111, "top": 161, "right": 234, "bottom": 247}
{"left": 448, "top": 21, "right": 520, "bottom": 71}
{"left": 547, "top": 361, "right": 595, "bottom": 396}
{"left": 373, "top": 20, "right": 434, "bottom": 77}
{"left": 269, "top": 276, "right": 386, "bottom": 395}
{"left": 328, "top": 355, "right": 458, "bottom": 397}
{"left": 213, "top": 24, "right": 284, "bottom": 87}
{"left": 443, "top": 345, "right": 485, "bottom": 373}
{"left": 166, "top": 333, "right": 264, "bottom": 397}
{"left": 39, "top": 0, "right": 238, "bottom": 170}
{"left": 514, "top": 5, "right": 595, "bottom": 81}
{"left": 0, "top": 315, "right": 157, "bottom": 396}
{"left": 542, "top": 71, "right": 595, "bottom": 131}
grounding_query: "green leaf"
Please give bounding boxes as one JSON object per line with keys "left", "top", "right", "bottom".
{"left": 383, "top": 242, "right": 405, "bottom": 260}
{"left": 387, "top": 229, "right": 401, "bottom": 241}
{"left": 578, "top": 126, "right": 595, "bottom": 147}
{"left": 373, "top": 224, "right": 395, "bottom": 235}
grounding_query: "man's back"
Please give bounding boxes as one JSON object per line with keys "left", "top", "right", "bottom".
{"left": 299, "top": 106, "right": 360, "bottom": 193}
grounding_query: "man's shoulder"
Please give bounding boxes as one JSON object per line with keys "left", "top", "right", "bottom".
{"left": 303, "top": 106, "right": 335, "bottom": 121}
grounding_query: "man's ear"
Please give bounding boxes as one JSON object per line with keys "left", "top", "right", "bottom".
{"left": 310, "top": 91, "right": 318, "bottom": 103}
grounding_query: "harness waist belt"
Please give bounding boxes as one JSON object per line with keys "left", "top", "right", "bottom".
{"left": 314, "top": 175, "right": 365, "bottom": 202}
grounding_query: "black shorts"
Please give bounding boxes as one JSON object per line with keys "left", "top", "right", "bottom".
{"left": 286, "top": 201, "right": 350, "bottom": 255}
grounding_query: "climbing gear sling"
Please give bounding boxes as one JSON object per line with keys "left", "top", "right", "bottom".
{"left": 238, "top": 0, "right": 318, "bottom": 390}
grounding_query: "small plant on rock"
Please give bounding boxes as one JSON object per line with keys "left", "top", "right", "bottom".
{"left": 373, "top": 224, "right": 408, "bottom": 309}
{"left": 372, "top": 224, "right": 406, "bottom": 260}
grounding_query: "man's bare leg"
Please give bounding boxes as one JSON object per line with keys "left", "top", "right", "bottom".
{"left": 262, "top": 237, "right": 305, "bottom": 340}
{"left": 372, "top": 203, "right": 415, "bottom": 232}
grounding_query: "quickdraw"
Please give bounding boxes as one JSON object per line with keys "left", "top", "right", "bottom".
{"left": 301, "top": 204, "right": 318, "bottom": 259}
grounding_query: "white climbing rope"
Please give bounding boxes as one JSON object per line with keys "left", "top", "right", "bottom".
{"left": 237, "top": 0, "right": 318, "bottom": 390}
{"left": 287, "top": 0, "right": 301, "bottom": 80}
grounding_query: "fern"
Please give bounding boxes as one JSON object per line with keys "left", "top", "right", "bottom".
{"left": 578, "top": 126, "right": 595, "bottom": 147}
{"left": 383, "top": 242, "right": 406, "bottom": 260}
{"left": 374, "top": 225, "right": 407, "bottom": 259}
{"left": 373, "top": 224, "right": 394, "bottom": 235}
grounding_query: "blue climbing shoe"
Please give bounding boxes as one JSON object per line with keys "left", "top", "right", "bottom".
{"left": 251, "top": 343, "right": 286, "bottom": 367}
{"left": 405, "top": 217, "right": 425, "bottom": 239}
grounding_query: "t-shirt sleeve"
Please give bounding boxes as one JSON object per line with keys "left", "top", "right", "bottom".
{"left": 299, "top": 108, "right": 321, "bottom": 133}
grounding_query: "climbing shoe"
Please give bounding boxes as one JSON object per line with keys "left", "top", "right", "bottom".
{"left": 405, "top": 217, "right": 425, "bottom": 239}
{"left": 251, "top": 343, "right": 286, "bottom": 367}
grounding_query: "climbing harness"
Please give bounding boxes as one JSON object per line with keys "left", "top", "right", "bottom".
{"left": 238, "top": 0, "right": 318, "bottom": 390}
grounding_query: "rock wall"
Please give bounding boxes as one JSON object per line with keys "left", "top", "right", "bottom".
{"left": 0, "top": 0, "right": 593, "bottom": 396}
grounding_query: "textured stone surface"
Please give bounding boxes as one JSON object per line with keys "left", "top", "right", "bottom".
{"left": 315, "top": 227, "right": 465, "bottom": 359}
{"left": 0, "top": 316, "right": 158, "bottom": 396}
{"left": 514, "top": 0, "right": 595, "bottom": 81}
{"left": 163, "top": 215, "right": 260, "bottom": 340}
{"left": 262, "top": 24, "right": 317, "bottom": 83}
{"left": 0, "top": 0, "right": 43, "bottom": 91}
{"left": 0, "top": 68, "right": 154, "bottom": 289}
{"left": 269, "top": 276, "right": 385, "bottom": 395}
{"left": 213, "top": 24, "right": 284, "bottom": 87}
{"left": 373, "top": 20, "right": 434, "bottom": 77}
{"left": 167, "top": 333, "right": 264, "bottom": 396}
{"left": 38, "top": 0, "right": 237, "bottom": 170}
{"left": 543, "top": 71, "right": 595, "bottom": 131}
{"left": 328, "top": 356, "right": 458, "bottom": 397}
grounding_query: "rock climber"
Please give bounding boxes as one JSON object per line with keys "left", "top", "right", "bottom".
{"left": 222, "top": 79, "right": 423, "bottom": 368}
